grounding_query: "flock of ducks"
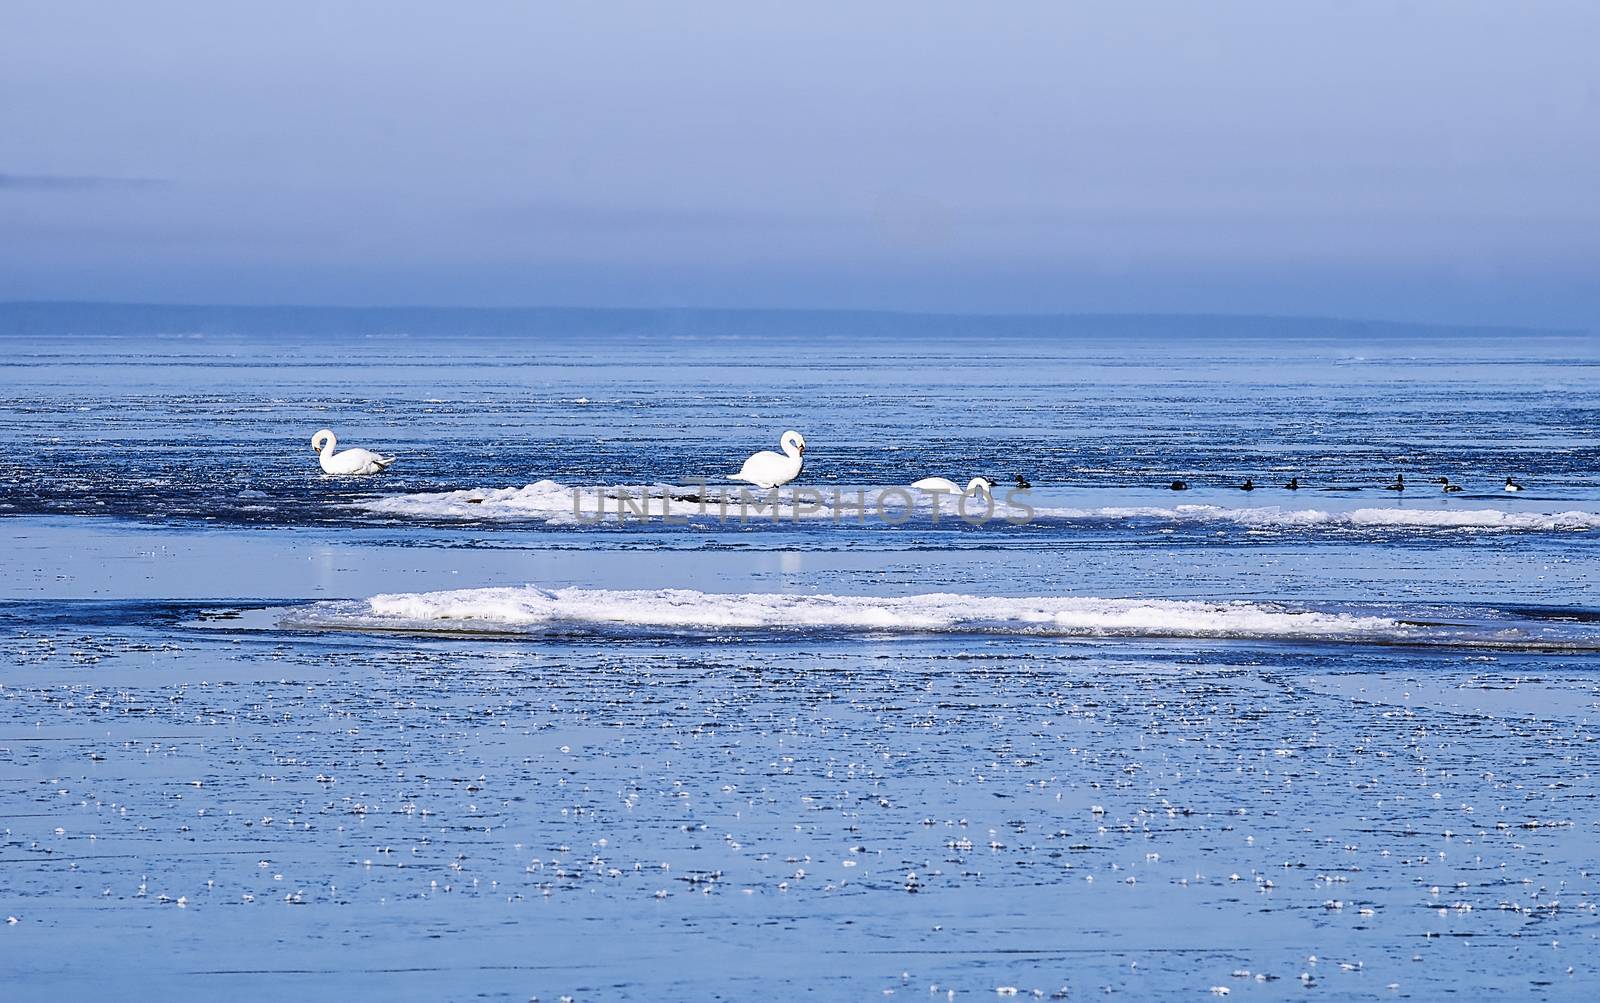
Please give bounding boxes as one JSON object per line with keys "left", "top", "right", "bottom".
{"left": 1171, "top": 473, "right": 1525, "bottom": 493}
{"left": 311, "top": 427, "right": 1527, "bottom": 496}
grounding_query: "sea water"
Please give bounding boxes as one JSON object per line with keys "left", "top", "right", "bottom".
{"left": 1, "top": 311, "right": 1597, "bottom": 999}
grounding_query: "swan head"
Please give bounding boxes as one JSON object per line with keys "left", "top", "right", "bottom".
{"left": 781, "top": 430, "right": 806, "bottom": 457}
{"left": 311, "top": 429, "right": 335, "bottom": 454}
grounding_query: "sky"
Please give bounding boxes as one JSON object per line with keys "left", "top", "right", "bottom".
{"left": 2, "top": 0, "right": 1597, "bottom": 327}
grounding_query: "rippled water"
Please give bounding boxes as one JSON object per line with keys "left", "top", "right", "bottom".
{"left": 1, "top": 312, "right": 1597, "bottom": 999}
{"left": 2, "top": 319, "right": 1596, "bottom": 528}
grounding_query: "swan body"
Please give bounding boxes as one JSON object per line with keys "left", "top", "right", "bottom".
{"left": 311, "top": 428, "right": 396, "bottom": 475}
{"left": 729, "top": 430, "right": 805, "bottom": 489}
{"left": 911, "top": 476, "right": 993, "bottom": 498}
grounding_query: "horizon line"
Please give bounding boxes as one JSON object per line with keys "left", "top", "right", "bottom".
{"left": 0, "top": 299, "right": 1584, "bottom": 336}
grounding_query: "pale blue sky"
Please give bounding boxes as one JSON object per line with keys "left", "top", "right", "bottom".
{"left": 2, "top": 1, "right": 1597, "bottom": 326}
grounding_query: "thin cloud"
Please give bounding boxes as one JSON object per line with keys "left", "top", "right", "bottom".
{"left": 481, "top": 201, "right": 815, "bottom": 234}
{"left": 0, "top": 172, "right": 168, "bottom": 191}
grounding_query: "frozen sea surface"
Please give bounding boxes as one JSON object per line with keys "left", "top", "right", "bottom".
{"left": 4, "top": 591, "right": 1600, "bottom": 1000}
{"left": 1, "top": 310, "right": 1598, "bottom": 999}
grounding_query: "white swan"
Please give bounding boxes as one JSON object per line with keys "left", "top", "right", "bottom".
{"left": 729, "top": 430, "right": 805, "bottom": 489}
{"left": 912, "top": 476, "right": 993, "bottom": 499}
{"left": 311, "top": 428, "right": 396, "bottom": 475}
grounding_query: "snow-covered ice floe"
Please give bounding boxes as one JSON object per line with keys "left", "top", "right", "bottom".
{"left": 358, "top": 481, "right": 1029, "bottom": 525}
{"left": 357, "top": 481, "right": 1600, "bottom": 534}
{"left": 283, "top": 585, "right": 1600, "bottom": 651}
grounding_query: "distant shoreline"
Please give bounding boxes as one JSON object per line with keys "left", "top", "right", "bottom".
{"left": 0, "top": 301, "right": 1578, "bottom": 338}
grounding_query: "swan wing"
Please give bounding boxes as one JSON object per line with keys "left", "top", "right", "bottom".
{"left": 322, "top": 447, "right": 394, "bottom": 475}
{"left": 731, "top": 449, "right": 782, "bottom": 479}
{"left": 728, "top": 449, "right": 803, "bottom": 488}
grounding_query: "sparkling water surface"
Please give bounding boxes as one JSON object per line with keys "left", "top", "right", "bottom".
{"left": 1, "top": 315, "right": 1597, "bottom": 1000}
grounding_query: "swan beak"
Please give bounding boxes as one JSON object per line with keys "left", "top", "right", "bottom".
{"left": 798, "top": 445, "right": 806, "bottom": 454}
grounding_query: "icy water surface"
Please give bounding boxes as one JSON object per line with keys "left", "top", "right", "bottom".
{"left": 1, "top": 311, "right": 1598, "bottom": 1000}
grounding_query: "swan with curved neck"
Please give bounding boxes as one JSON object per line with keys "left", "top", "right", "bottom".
{"left": 729, "top": 430, "right": 806, "bottom": 489}
{"left": 911, "top": 476, "right": 993, "bottom": 499}
{"left": 311, "top": 428, "right": 396, "bottom": 475}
